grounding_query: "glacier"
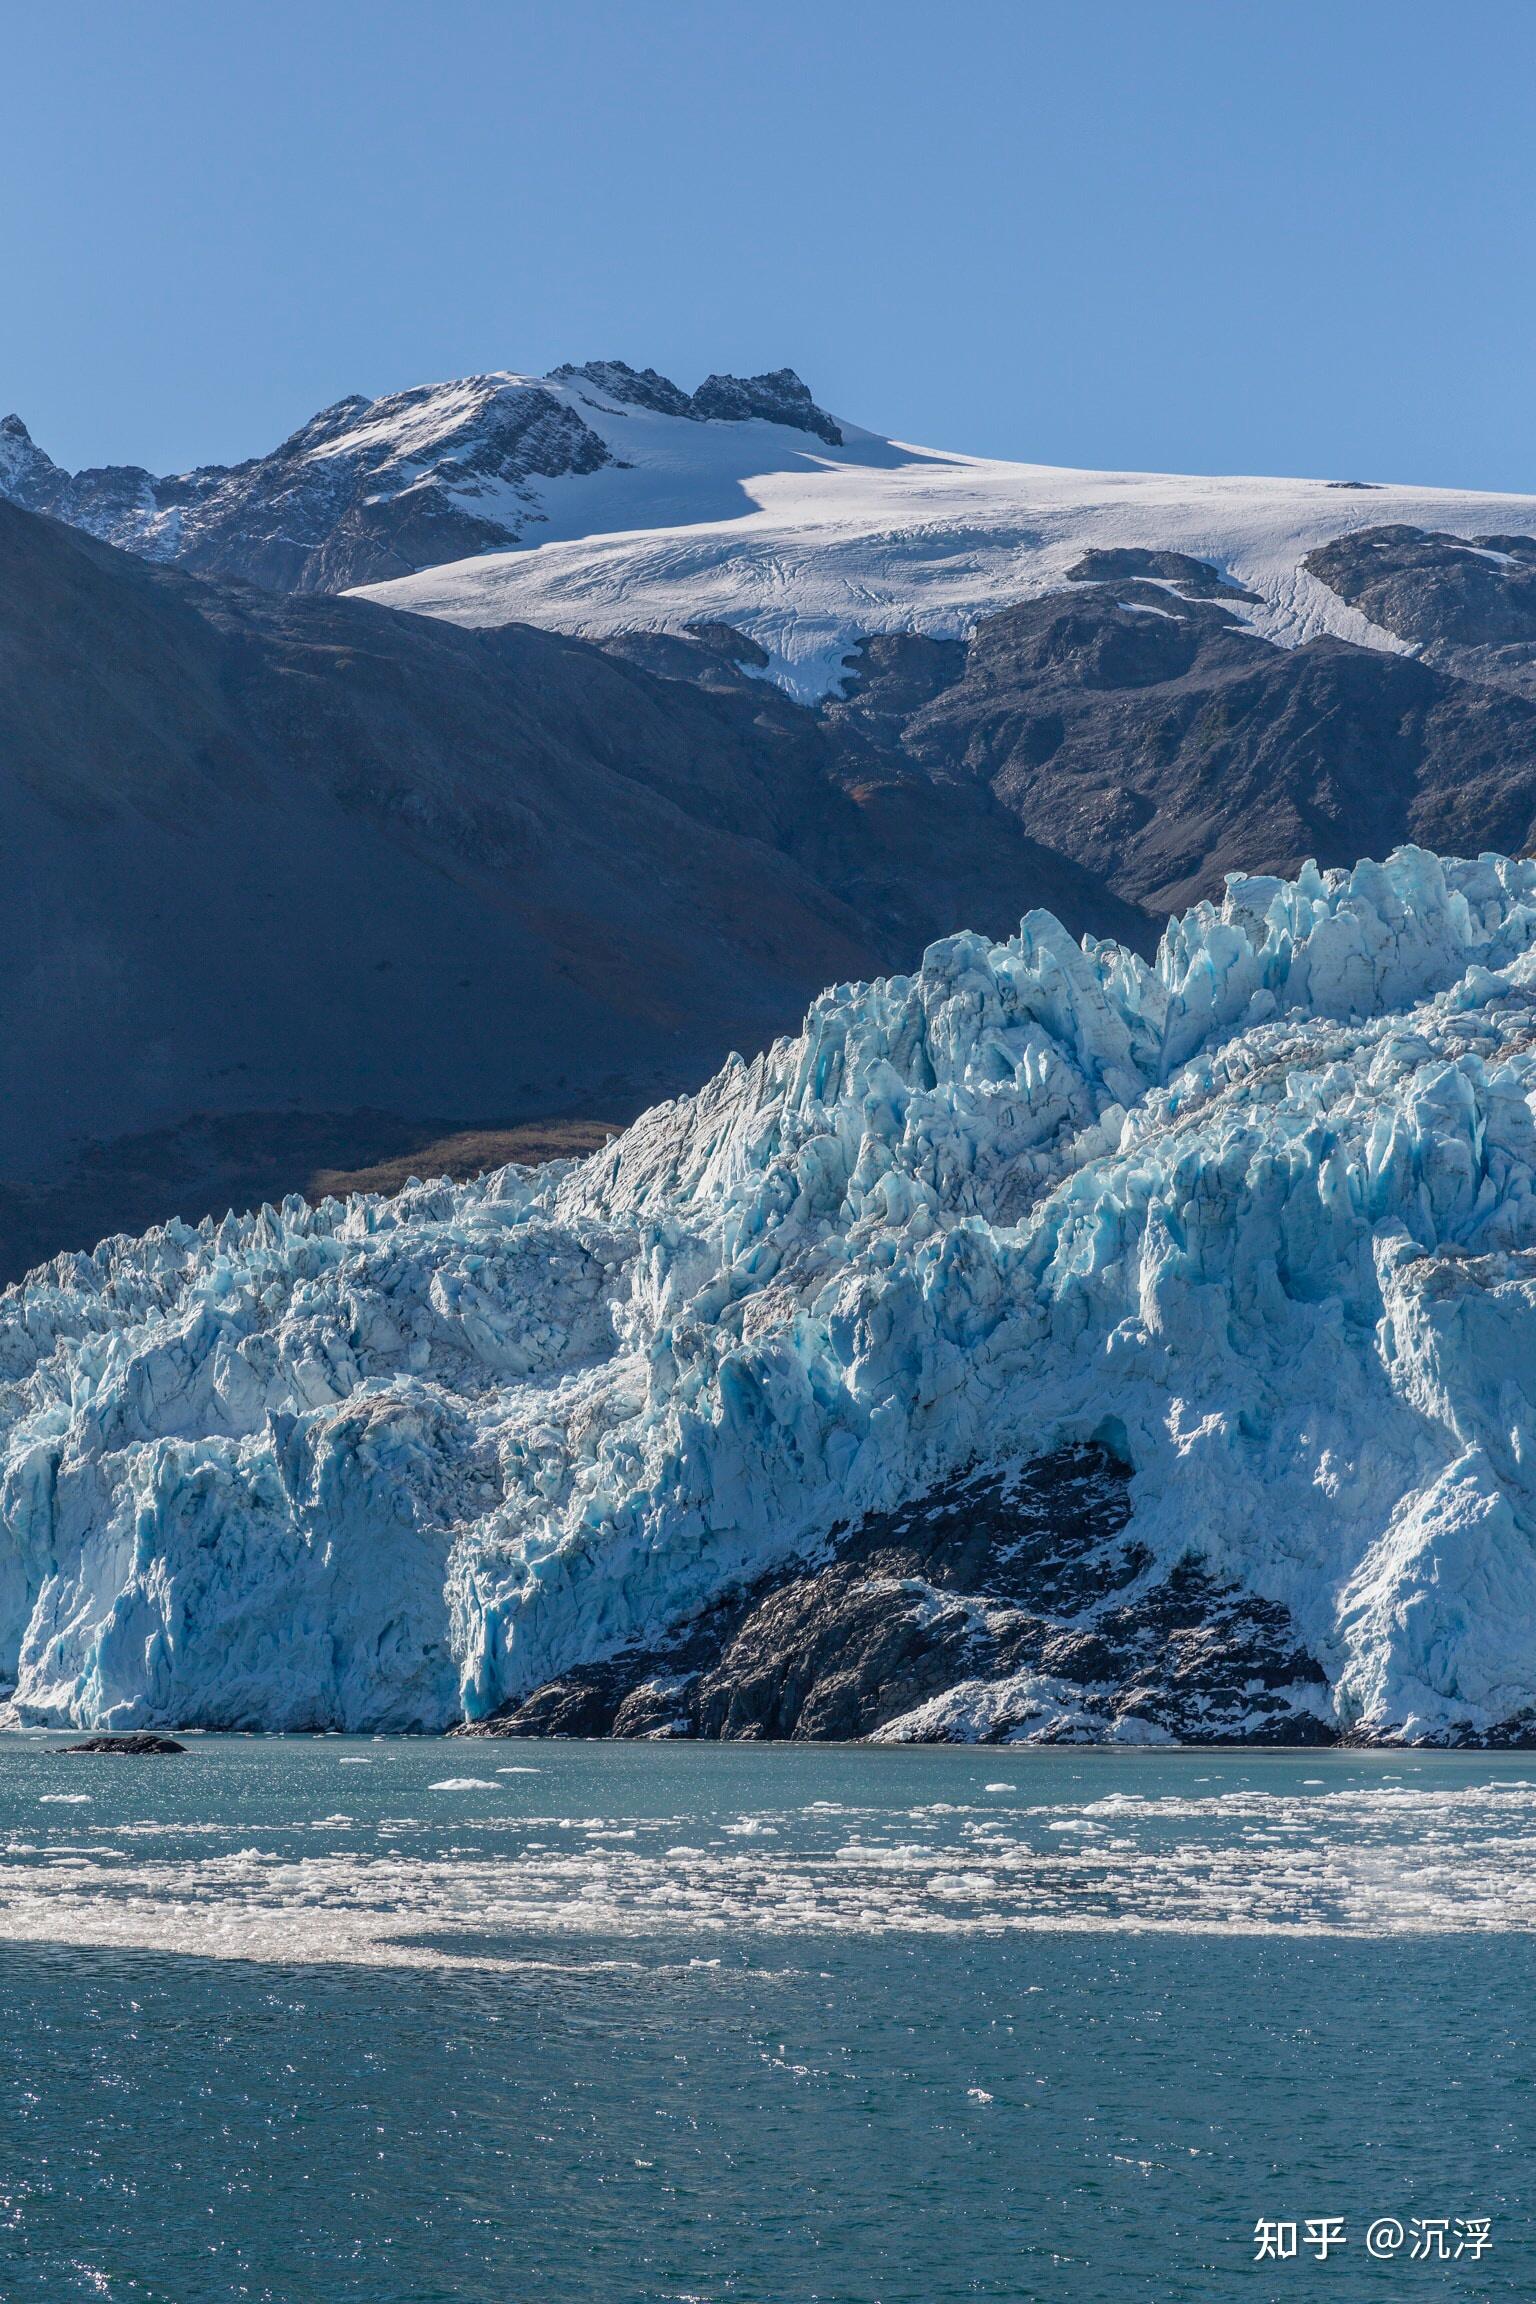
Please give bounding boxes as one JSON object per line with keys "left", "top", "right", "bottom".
{"left": 357, "top": 441, "right": 1536, "bottom": 702}
{"left": 3, "top": 844, "right": 1536, "bottom": 1741}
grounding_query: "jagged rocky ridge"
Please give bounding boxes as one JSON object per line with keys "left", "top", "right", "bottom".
{"left": 0, "top": 363, "right": 843, "bottom": 592}
{"left": 3, "top": 846, "right": 1536, "bottom": 1743}
{"left": 1302, "top": 525, "right": 1536, "bottom": 700}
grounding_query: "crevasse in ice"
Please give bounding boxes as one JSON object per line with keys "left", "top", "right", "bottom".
{"left": 3, "top": 845, "right": 1536, "bottom": 1737}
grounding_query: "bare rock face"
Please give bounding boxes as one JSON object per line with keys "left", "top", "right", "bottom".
{"left": 614, "top": 541, "right": 1536, "bottom": 924}
{"left": 553, "top": 359, "right": 841, "bottom": 443}
{"left": 464, "top": 1447, "right": 1335, "bottom": 1747}
{"left": 1304, "top": 524, "right": 1536, "bottom": 697}
{"left": 689, "top": 367, "right": 843, "bottom": 445}
{"left": 1064, "top": 546, "right": 1259, "bottom": 600}
{"left": 549, "top": 360, "right": 695, "bottom": 417}
{"left": 0, "top": 413, "right": 72, "bottom": 507}
{"left": 822, "top": 567, "right": 1536, "bottom": 916}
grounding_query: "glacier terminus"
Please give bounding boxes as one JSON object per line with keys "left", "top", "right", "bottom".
{"left": 3, "top": 845, "right": 1536, "bottom": 1745}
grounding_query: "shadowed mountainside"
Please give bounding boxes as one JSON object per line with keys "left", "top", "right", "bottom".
{"left": 13, "top": 477, "right": 1536, "bottom": 1279}
{"left": 821, "top": 553, "right": 1536, "bottom": 916}
{"left": 622, "top": 554, "right": 1536, "bottom": 921}
{"left": 0, "top": 500, "right": 1136, "bottom": 1277}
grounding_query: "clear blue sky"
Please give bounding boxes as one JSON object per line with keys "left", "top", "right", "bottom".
{"left": 5, "top": 0, "right": 1533, "bottom": 490}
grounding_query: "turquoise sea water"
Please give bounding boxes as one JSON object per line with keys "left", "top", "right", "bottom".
{"left": 0, "top": 1738, "right": 1531, "bottom": 2303}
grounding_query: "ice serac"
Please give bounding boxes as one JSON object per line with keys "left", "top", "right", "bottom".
{"left": 3, "top": 846, "right": 1536, "bottom": 1740}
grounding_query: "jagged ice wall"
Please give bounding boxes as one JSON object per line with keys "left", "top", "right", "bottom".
{"left": 2, "top": 846, "right": 1535, "bottom": 1738}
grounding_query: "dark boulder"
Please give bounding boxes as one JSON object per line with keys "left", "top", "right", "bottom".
{"left": 53, "top": 1733, "right": 188, "bottom": 1755}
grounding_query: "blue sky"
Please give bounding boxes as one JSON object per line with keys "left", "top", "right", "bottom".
{"left": 5, "top": 0, "right": 1533, "bottom": 489}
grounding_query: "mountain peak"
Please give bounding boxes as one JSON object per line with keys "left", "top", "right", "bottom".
{"left": 0, "top": 357, "right": 851, "bottom": 593}
{"left": 0, "top": 411, "right": 65, "bottom": 504}
{"left": 555, "top": 359, "right": 842, "bottom": 445}
{"left": 691, "top": 367, "right": 842, "bottom": 446}
{"left": 553, "top": 360, "right": 694, "bottom": 417}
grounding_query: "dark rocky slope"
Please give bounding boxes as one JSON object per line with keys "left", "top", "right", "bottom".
{"left": 12, "top": 474, "right": 1536, "bottom": 1278}
{"left": 1303, "top": 524, "right": 1536, "bottom": 698}
{"left": 815, "top": 554, "right": 1536, "bottom": 915}
{"left": 0, "top": 501, "right": 1132, "bottom": 1278}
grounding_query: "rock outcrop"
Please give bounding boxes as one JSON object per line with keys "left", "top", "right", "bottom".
{"left": 467, "top": 1447, "right": 1332, "bottom": 1745}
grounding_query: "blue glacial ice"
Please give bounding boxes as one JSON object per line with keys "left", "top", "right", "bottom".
{"left": 3, "top": 845, "right": 1536, "bottom": 1738}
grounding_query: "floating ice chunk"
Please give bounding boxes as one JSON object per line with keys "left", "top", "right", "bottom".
{"left": 429, "top": 1778, "right": 498, "bottom": 1792}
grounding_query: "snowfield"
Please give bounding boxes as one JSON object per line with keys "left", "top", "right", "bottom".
{"left": 3, "top": 846, "right": 1536, "bottom": 1740}
{"left": 357, "top": 425, "right": 1536, "bottom": 700}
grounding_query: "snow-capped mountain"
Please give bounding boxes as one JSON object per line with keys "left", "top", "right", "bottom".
{"left": 14, "top": 361, "right": 1536, "bottom": 700}
{"left": 9, "top": 372, "right": 1536, "bottom": 1275}
{"left": 5, "top": 846, "right": 1535, "bottom": 1744}
{"left": 0, "top": 364, "right": 850, "bottom": 593}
